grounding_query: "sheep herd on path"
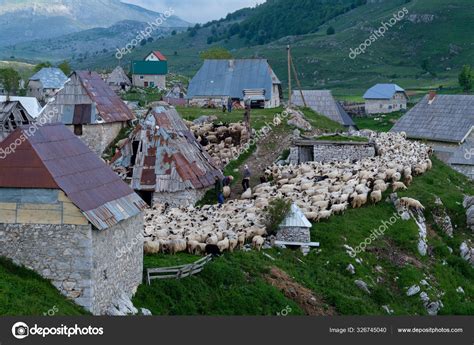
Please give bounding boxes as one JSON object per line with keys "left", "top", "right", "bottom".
{"left": 144, "top": 131, "right": 433, "bottom": 256}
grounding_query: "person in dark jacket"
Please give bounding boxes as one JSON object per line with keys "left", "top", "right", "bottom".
{"left": 214, "top": 176, "right": 224, "bottom": 205}
{"left": 242, "top": 164, "right": 251, "bottom": 191}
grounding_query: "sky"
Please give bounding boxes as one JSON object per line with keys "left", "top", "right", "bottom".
{"left": 123, "top": 0, "right": 263, "bottom": 24}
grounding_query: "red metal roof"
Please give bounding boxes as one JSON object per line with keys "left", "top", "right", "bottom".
{"left": 76, "top": 71, "right": 135, "bottom": 123}
{"left": 0, "top": 124, "right": 147, "bottom": 229}
{"left": 151, "top": 51, "right": 167, "bottom": 61}
{"left": 0, "top": 130, "right": 58, "bottom": 189}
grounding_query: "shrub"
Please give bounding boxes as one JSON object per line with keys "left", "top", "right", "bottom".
{"left": 265, "top": 198, "right": 291, "bottom": 236}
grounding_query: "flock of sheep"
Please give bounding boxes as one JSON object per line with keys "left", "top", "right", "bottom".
{"left": 186, "top": 120, "right": 250, "bottom": 168}
{"left": 144, "top": 131, "right": 432, "bottom": 256}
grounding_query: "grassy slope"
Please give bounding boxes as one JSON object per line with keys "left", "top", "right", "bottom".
{"left": 135, "top": 158, "right": 474, "bottom": 315}
{"left": 0, "top": 258, "right": 87, "bottom": 316}
{"left": 71, "top": 0, "right": 474, "bottom": 97}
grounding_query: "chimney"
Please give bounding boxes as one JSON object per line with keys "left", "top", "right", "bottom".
{"left": 428, "top": 91, "right": 436, "bottom": 104}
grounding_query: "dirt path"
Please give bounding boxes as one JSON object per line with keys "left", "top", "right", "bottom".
{"left": 265, "top": 267, "right": 336, "bottom": 316}
{"left": 229, "top": 129, "right": 292, "bottom": 199}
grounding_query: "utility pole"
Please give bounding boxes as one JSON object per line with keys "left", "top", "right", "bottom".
{"left": 287, "top": 45, "right": 292, "bottom": 107}
{"left": 291, "top": 54, "right": 307, "bottom": 108}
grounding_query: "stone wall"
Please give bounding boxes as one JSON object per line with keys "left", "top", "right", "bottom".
{"left": 0, "top": 213, "right": 144, "bottom": 315}
{"left": 276, "top": 226, "right": 311, "bottom": 243}
{"left": 365, "top": 93, "right": 407, "bottom": 115}
{"left": 289, "top": 141, "right": 376, "bottom": 165}
{"left": 66, "top": 122, "right": 124, "bottom": 157}
{"left": 313, "top": 142, "right": 375, "bottom": 163}
{"left": 91, "top": 213, "right": 144, "bottom": 315}
{"left": 153, "top": 188, "right": 207, "bottom": 207}
{"left": 0, "top": 222, "right": 94, "bottom": 308}
{"left": 132, "top": 75, "right": 166, "bottom": 89}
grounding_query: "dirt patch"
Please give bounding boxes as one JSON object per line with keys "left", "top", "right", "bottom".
{"left": 264, "top": 267, "right": 336, "bottom": 316}
{"left": 367, "top": 241, "right": 423, "bottom": 269}
{"left": 230, "top": 129, "right": 292, "bottom": 198}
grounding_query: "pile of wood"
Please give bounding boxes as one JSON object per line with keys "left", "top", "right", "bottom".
{"left": 187, "top": 120, "right": 250, "bottom": 167}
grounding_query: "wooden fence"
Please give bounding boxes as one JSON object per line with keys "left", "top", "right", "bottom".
{"left": 146, "top": 255, "right": 212, "bottom": 285}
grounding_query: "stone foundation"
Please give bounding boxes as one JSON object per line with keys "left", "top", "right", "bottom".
{"left": 276, "top": 226, "right": 311, "bottom": 243}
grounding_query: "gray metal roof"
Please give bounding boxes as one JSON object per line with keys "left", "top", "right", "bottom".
{"left": 391, "top": 94, "right": 474, "bottom": 143}
{"left": 29, "top": 67, "right": 68, "bottom": 89}
{"left": 448, "top": 138, "right": 474, "bottom": 166}
{"left": 279, "top": 203, "right": 312, "bottom": 228}
{"left": 292, "top": 90, "right": 356, "bottom": 127}
{"left": 363, "top": 83, "right": 405, "bottom": 99}
{"left": 187, "top": 59, "right": 280, "bottom": 100}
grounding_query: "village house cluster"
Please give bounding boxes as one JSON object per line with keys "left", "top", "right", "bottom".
{"left": 0, "top": 46, "right": 472, "bottom": 316}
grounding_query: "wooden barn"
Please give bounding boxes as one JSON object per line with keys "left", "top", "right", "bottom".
{"left": 38, "top": 71, "right": 135, "bottom": 156}
{"left": 111, "top": 103, "right": 223, "bottom": 206}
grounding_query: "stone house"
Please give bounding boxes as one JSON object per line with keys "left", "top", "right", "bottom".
{"left": 187, "top": 59, "right": 282, "bottom": 109}
{"left": 0, "top": 101, "right": 35, "bottom": 142}
{"left": 0, "top": 124, "right": 147, "bottom": 315}
{"left": 291, "top": 90, "right": 356, "bottom": 130}
{"left": 363, "top": 84, "right": 408, "bottom": 114}
{"left": 391, "top": 93, "right": 474, "bottom": 179}
{"left": 38, "top": 71, "right": 136, "bottom": 156}
{"left": 27, "top": 67, "right": 68, "bottom": 104}
{"left": 111, "top": 103, "right": 223, "bottom": 206}
{"left": 131, "top": 51, "right": 168, "bottom": 89}
{"left": 106, "top": 66, "right": 132, "bottom": 93}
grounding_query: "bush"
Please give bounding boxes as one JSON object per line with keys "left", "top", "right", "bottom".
{"left": 265, "top": 198, "right": 291, "bottom": 236}
{"left": 326, "top": 26, "right": 335, "bottom": 35}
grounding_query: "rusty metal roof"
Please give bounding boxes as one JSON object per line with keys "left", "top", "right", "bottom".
{"left": 76, "top": 71, "right": 135, "bottom": 123}
{"left": 0, "top": 124, "right": 147, "bottom": 230}
{"left": 112, "top": 104, "right": 223, "bottom": 193}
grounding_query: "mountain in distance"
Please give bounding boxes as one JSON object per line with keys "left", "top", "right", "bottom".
{"left": 71, "top": 0, "right": 471, "bottom": 96}
{"left": 0, "top": 0, "right": 190, "bottom": 46}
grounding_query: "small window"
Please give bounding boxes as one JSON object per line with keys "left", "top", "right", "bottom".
{"left": 140, "top": 75, "right": 144, "bottom": 79}
{"left": 74, "top": 124, "right": 83, "bottom": 136}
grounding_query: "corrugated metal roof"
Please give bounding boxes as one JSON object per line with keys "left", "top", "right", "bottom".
{"left": 391, "top": 94, "right": 474, "bottom": 143}
{"left": 363, "top": 84, "right": 406, "bottom": 99}
{"left": 131, "top": 61, "right": 168, "bottom": 75}
{"left": 112, "top": 104, "right": 223, "bottom": 192}
{"left": 292, "top": 90, "right": 355, "bottom": 127}
{"left": 29, "top": 67, "right": 68, "bottom": 89}
{"left": 280, "top": 204, "right": 312, "bottom": 228}
{"left": 0, "top": 124, "right": 147, "bottom": 230}
{"left": 187, "top": 59, "right": 280, "bottom": 100}
{"left": 76, "top": 71, "right": 135, "bottom": 123}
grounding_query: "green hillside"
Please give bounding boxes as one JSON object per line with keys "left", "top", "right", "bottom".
{"left": 0, "top": 257, "right": 87, "bottom": 316}
{"left": 134, "top": 158, "right": 474, "bottom": 316}
{"left": 73, "top": 0, "right": 473, "bottom": 97}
